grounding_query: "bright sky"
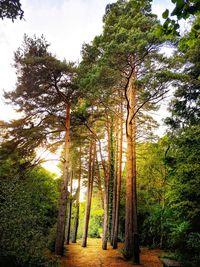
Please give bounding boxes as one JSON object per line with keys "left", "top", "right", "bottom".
{"left": 0, "top": 0, "right": 174, "bottom": 173}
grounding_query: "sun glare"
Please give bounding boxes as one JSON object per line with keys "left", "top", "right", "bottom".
{"left": 37, "top": 149, "right": 61, "bottom": 177}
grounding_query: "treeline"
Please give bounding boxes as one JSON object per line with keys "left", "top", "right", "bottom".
{"left": 0, "top": 0, "right": 199, "bottom": 266}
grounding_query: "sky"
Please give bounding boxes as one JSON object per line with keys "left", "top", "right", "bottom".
{"left": 0, "top": 0, "right": 174, "bottom": 173}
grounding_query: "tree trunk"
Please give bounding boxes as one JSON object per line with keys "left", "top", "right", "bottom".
{"left": 102, "top": 177, "right": 109, "bottom": 250}
{"left": 124, "top": 71, "right": 140, "bottom": 263}
{"left": 113, "top": 100, "right": 123, "bottom": 249}
{"left": 109, "top": 119, "right": 115, "bottom": 242}
{"left": 111, "top": 112, "right": 119, "bottom": 245}
{"left": 55, "top": 103, "right": 70, "bottom": 255}
{"left": 102, "top": 120, "right": 111, "bottom": 250}
{"left": 82, "top": 141, "right": 95, "bottom": 247}
{"left": 65, "top": 171, "right": 73, "bottom": 244}
{"left": 72, "top": 147, "right": 82, "bottom": 243}
{"left": 96, "top": 155, "right": 104, "bottom": 210}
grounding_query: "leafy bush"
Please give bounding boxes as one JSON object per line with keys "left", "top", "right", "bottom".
{"left": 88, "top": 200, "right": 103, "bottom": 238}
{"left": 0, "top": 160, "right": 59, "bottom": 266}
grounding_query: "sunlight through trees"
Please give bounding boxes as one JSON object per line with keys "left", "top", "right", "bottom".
{"left": 0, "top": 1, "right": 199, "bottom": 266}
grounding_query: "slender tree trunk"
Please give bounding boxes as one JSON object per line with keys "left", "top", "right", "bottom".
{"left": 82, "top": 141, "right": 95, "bottom": 247}
{"left": 111, "top": 112, "right": 119, "bottom": 245}
{"left": 132, "top": 105, "right": 139, "bottom": 263}
{"left": 102, "top": 175, "right": 109, "bottom": 250}
{"left": 65, "top": 171, "right": 73, "bottom": 244}
{"left": 109, "top": 119, "right": 115, "bottom": 242}
{"left": 102, "top": 121, "right": 111, "bottom": 250}
{"left": 160, "top": 148, "right": 168, "bottom": 248}
{"left": 55, "top": 103, "right": 70, "bottom": 255}
{"left": 124, "top": 70, "right": 140, "bottom": 263}
{"left": 72, "top": 147, "right": 82, "bottom": 243}
{"left": 96, "top": 155, "right": 104, "bottom": 210}
{"left": 113, "top": 100, "right": 123, "bottom": 249}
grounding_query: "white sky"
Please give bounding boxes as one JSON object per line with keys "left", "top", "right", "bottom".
{"left": 0, "top": 0, "right": 174, "bottom": 173}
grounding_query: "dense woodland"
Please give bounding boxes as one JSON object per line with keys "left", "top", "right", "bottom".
{"left": 0, "top": 0, "right": 200, "bottom": 266}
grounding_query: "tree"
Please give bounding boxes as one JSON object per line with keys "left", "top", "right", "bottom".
{"left": 110, "top": 111, "right": 119, "bottom": 246}
{"left": 3, "top": 34, "right": 79, "bottom": 255}
{"left": 0, "top": 0, "right": 24, "bottom": 21}
{"left": 72, "top": 146, "right": 82, "bottom": 243}
{"left": 65, "top": 171, "right": 73, "bottom": 244}
{"left": 108, "top": 118, "right": 115, "bottom": 243}
{"left": 82, "top": 140, "right": 96, "bottom": 247}
{"left": 101, "top": 117, "right": 112, "bottom": 250}
{"left": 112, "top": 97, "right": 124, "bottom": 249}
{"left": 166, "top": 15, "right": 200, "bottom": 129}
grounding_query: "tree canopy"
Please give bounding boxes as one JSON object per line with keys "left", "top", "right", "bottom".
{"left": 0, "top": 0, "right": 24, "bottom": 21}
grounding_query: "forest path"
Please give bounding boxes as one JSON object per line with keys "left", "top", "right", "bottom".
{"left": 61, "top": 238, "right": 163, "bottom": 267}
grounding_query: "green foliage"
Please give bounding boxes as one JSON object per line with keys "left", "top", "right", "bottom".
{"left": 88, "top": 195, "right": 103, "bottom": 238}
{"left": 137, "top": 127, "right": 200, "bottom": 265}
{"left": 141, "top": 204, "right": 170, "bottom": 248}
{"left": 136, "top": 139, "right": 170, "bottom": 247}
{"left": 157, "top": 18, "right": 200, "bottom": 265}
{"left": 75, "top": 194, "right": 103, "bottom": 240}
{"left": 0, "top": 156, "right": 59, "bottom": 266}
{"left": 162, "top": 0, "right": 200, "bottom": 35}
{"left": 136, "top": 121, "right": 199, "bottom": 267}
{"left": 118, "top": 175, "right": 126, "bottom": 242}
{"left": 2, "top": 34, "right": 78, "bottom": 160}
{"left": 0, "top": 0, "right": 24, "bottom": 21}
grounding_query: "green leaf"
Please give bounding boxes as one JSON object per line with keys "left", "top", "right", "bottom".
{"left": 176, "top": 0, "right": 185, "bottom": 9}
{"left": 162, "top": 9, "right": 169, "bottom": 19}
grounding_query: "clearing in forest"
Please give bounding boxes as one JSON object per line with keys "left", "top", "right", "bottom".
{"left": 61, "top": 238, "right": 163, "bottom": 267}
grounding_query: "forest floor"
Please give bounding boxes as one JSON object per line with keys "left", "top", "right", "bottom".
{"left": 61, "top": 238, "right": 164, "bottom": 267}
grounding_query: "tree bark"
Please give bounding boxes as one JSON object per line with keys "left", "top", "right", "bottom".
{"left": 124, "top": 70, "right": 140, "bottom": 263}
{"left": 113, "top": 99, "right": 123, "bottom": 249}
{"left": 109, "top": 119, "right": 115, "bottom": 242}
{"left": 111, "top": 111, "right": 119, "bottom": 245}
{"left": 72, "top": 147, "right": 82, "bottom": 243}
{"left": 55, "top": 103, "right": 70, "bottom": 255}
{"left": 82, "top": 140, "right": 95, "bottom": 247}
{"left": 65, "top": 171, "right": 73, "bottom": 244}
{"left": 102, "top": 176, "right": 109, "bottom": 250}
{"left": 102, "top": 120, "right": 111, "bottom": 250}
{"left": 96, "top": 155, "right": 104, "bottom": 210}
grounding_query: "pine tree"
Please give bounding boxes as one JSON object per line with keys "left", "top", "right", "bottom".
{"left": 3, "top": 35, "right": 80, "bottom": 255}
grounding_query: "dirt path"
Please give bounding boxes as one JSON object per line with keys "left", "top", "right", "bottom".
{"left": 61, "top": 238, "right": 163, "bottom": 267}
